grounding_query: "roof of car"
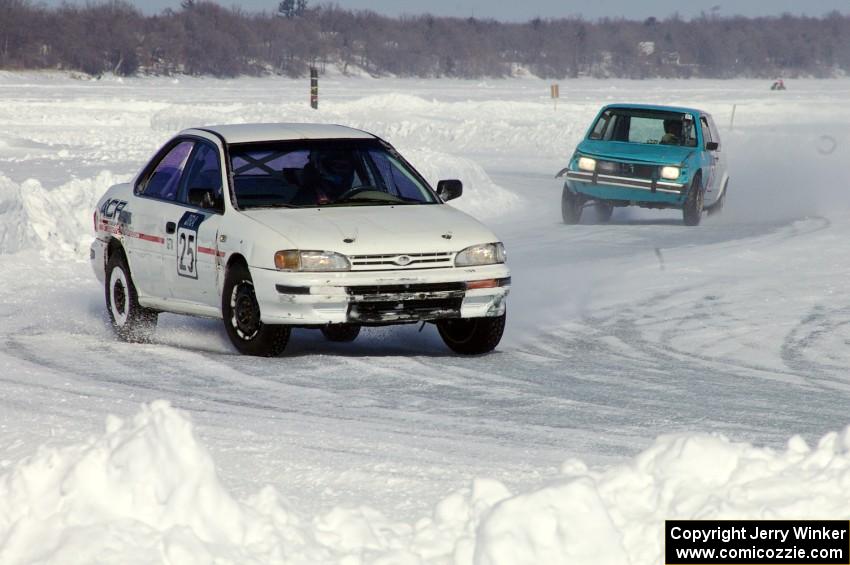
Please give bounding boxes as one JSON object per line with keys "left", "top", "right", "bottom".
{"left": 601, "top": 103, "right": 706, "bottom": 116}
{"left": 184, "top": 123, "right": 377, "bottom": 144}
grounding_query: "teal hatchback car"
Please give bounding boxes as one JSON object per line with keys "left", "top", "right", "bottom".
{"left": 559, "top": 104, "right": 729, "bottom": 226}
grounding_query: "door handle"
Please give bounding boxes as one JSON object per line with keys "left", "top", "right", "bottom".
{"left": 165, "top": 221, "right": 176, "bottom": 234}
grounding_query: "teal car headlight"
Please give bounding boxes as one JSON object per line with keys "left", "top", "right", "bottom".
{"left": 455, "top": 243, "right": 506, "bottom": 267}
{"left": 578, "top": 157, "right": 597, "bottom": 172}
{"left": 661, "top": 166, "right": 681, "bottom": 180}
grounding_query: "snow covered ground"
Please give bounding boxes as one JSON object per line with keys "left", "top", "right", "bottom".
{"left": 1, "top": 72, "right": 850, "bottom": 563}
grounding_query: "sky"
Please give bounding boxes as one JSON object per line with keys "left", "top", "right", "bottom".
{"left": 40, "top": 0, "right": 850, "bottom": 19}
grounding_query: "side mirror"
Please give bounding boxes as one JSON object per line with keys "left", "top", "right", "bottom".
{"left": 437, "top": 179, "right": 463, "bottom": 201}
{"left": 705, "top": 141, "right": 719, "bottom": 151}
{"left": 188, "top": 187, "right": 221, "bottom": 211}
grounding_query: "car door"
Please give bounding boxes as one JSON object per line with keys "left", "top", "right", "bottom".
{"left": 705, "top": 114, "right": 728, "bottom": 201}
{"left": 699, "top": 115, "right": 720, "bottom": 204}
{"left": 128, "top": 139, "right": 196, "bottom": 299}
{"left": 165, "top": 140, "right": 226, "bottom": 309}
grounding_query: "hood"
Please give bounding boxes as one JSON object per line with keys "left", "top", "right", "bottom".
{"left": 577, "top": 139, "right": 693, "bottom": 165}
{"left": 240, "top": 204, "right": 500, "bottom": 254}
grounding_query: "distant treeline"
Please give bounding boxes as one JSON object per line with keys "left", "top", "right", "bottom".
{"left": 1, "top": 0, "right": 849, "bottom": 79}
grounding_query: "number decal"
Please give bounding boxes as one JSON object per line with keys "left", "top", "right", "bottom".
{"left": 176, "top": 212, "right": 205, "bottom": 279}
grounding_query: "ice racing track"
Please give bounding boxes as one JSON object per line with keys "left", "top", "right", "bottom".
{"left": 3, "top": 188, "right": 849, "bottom": 518}
{"left": 1, "top": 76, "right": 850, "bottom": 527}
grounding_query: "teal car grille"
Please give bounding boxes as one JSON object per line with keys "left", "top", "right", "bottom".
{"left": 596, "top": 160, "right": 657, "bottom": 179}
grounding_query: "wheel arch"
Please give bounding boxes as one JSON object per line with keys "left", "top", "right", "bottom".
{"left": 105, "top": 237, "right": 124, "bottom": 261}
{"left": 225, "top": 252, "right": 250, "bottom": 277}
{"left": 692, "top": 168, "right": 703, "bottom": 187}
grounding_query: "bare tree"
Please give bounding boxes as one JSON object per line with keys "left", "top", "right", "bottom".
{"left": 0, "top": 1, "right": 848, "bottom": 80}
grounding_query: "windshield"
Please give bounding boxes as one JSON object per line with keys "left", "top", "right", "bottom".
{"left": 229, "top": 139, "right": 438, "bottom": 209}
{"left": 588, "top": 109, "right": 697, "bottom": 147}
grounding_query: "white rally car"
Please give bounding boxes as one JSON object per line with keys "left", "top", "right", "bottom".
{"left": 91, "top": 124, "right": 510, "bottom": 356}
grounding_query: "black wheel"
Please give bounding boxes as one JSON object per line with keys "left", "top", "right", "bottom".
{"left": 437, "top": 312, "right": 506, "bottom": 355}
{"left": 105, "top": 249, "right": 157, "bottom": 342}
{"left": 321, "top": 324, "right": 361, "bottom": 342}
{"left": 683, "top": 175, "right": 704, "bottom": 226}
{"left": 707, "top": 180, "right": 728, "bottom": 217}
{"left": 561, "top": 184, "right": 583, "bottom": 224}
{"left": 595, "top": 202, "right": 613, "bottom": 223}
{"left": 222, "top": 262, "right": 290, "bottom": 356}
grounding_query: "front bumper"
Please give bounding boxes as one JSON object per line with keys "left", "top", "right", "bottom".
{"left": 566, "top": 170, "right": 686, "bottom": 205}
{"left": 251, "top": 264, "right": 511, "bottom": 325}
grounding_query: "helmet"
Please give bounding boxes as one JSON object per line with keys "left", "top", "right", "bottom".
{"left": 312, "top": 149, "right": 354, "bottom": 186}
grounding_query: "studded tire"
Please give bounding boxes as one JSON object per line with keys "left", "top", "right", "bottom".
{"left": 105, "top": 249, "right": 158, "bottom": 342}
{"left": 222, "top": 262, "right": 290, "bottom": 356}
{"left": 437, "top": 312, "right": 506, "bottom": 355}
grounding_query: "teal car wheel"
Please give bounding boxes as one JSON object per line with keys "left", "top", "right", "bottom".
{"left": 562, "top": 184, "right": 584, "bottom": 224}
{"left": 683, "top": 175, "right": 704, "bottom": 226}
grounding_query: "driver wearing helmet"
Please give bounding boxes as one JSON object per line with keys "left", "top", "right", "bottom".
{"left": 308, "top": 149, "right": 356, "bottom": 204}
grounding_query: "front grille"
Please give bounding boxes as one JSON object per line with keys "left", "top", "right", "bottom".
{"left": 596, "top": 160, "right": 657, "bottom": 179}
{"left": 349, "top": 297, "right": 463, "bottom": 323}
{"left": 346, "top": 282, "right": 466, "bottom": 295}
{"left": 349, "top": 252, "right": 454, "bottom": 271}
{"left": 346, "top": 281, "right": 465, "bottom": 323}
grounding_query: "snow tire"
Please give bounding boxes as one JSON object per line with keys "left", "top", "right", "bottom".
{"left": 105, "top": 249, "right": 158, "bottom": 342}
{"left": 222, "top": 262, "right": 290, "bottom": 356}
{"left": 437, "top": 312, "right": 506, "bottom": 355}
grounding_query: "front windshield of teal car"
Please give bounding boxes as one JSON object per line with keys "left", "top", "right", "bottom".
{"left": 589, "top": 108, "right": 698, "bottom": 147}
{"left": 229, "top": 139, "right": 439, "bottom": 209}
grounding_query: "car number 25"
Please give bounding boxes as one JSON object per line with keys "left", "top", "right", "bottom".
{"left": 177, "top": 212, "right": 205, "bottom": 279}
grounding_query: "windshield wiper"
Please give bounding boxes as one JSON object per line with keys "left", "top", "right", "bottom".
{"left": 245, "top": 202, "right": 298, "bottom": 209}
{"left": 326, "top": 197, "right": 407, "bottom": 206}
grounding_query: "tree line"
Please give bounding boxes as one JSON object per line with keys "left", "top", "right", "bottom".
{"left": 0, "top": 0, "right": 848, "bottom": 79}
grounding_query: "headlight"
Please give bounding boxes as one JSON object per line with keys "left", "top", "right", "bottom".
{"left": 578, "top": 157, "right": 597, "bottom": 172}
{"left": 274, "top": 250, "right": 350, "bottom": 271}
{"left": 661, "top": 166, "right": 681, "bottom": 180}
{"left": 455, "top": 243, "right": 506, "bottom": 267}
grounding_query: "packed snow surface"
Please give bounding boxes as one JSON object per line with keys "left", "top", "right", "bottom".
{"left": 1, "top": 73, "right": 850, "bottom": 563}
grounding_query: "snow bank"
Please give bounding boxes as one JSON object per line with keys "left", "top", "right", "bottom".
{"left": 402, "top": 147, "right": 522, "bottom": 220}
{"left": 0, "top": 172, "right": 122, "bottom": 257}
{"left": 4, "top": 402, "right": 850, "bottom": 564}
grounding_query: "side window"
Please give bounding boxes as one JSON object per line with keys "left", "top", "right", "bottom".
{"left": 589, "top": 111, "right": 611, "bottom": 140}
{"left": 706, "top": 115, "right": 721, "bottom": 145}
{"left": 139, "top": 140, "right": 195, "bottom": 201}
{"left": 700, "top": 117, "right": 713, "bottom": 146}
{"left": 180, "top": 143, "right": 223, "bottom": 206}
